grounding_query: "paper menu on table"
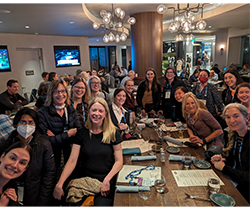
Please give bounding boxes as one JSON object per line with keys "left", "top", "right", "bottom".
{"left": 117, "top": 165, "right": 161, "bottom": 183}
{"left": 171, "top": 169, "right": 224, "bottom": 187}
{"left": 121, "top": 139, "right": 152, "bottom": 153}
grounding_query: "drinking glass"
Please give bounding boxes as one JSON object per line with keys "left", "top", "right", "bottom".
{"left": 5, "top": 110, "right": 11, "bottom": 115}
{"left": 178, "top": 128, "right": 184, "bottom": 139}
{"left": 136, "top": 126, "right": 142, "bottom": 138}
{"left": 154, "top": 174, "right": 166, "bottom": 193}
{"left": 138, "top": 186, "right": 152, "bottom": 206}
{"left": 207, "top": 178, "right": 220, "bottom": 194}
{"left": 182, "top": 152, "right": 192, "bottom": 168}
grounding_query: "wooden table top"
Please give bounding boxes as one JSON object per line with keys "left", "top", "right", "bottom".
{"left": 114, "top": 123, "right": 249, "bottom": 206}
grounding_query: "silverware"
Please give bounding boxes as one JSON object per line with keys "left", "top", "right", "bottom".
{"left": 185, "top": 192, "right": 211, "bottom": 201}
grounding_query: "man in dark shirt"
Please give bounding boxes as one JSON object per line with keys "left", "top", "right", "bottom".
{"left": 0, "top": 79, "right": 28, "bottom": 114}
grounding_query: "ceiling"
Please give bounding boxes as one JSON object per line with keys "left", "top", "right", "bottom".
{"left": 0, "top": 3, "right": 249, "bottom": 45}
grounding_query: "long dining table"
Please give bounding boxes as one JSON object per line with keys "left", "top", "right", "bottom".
{"left": 114, "top": 120, "right": 249, "bottom": 206}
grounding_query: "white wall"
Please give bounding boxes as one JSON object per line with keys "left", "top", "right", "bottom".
{"left": 0, "top": 33, "right": 90, "bottom": 93}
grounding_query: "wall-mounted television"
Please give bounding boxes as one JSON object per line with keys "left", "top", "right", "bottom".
{"left": 54, "top": 46, "right": 81, "bottom": 67}
{"left": 0, "top": 45, "right": 11, "bottom": 72}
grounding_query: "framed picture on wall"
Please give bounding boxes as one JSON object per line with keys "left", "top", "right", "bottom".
{"left": 0, "top": 45, "right": 11, "bottom": 72}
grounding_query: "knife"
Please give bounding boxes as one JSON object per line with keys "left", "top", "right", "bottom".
{"left": 185, "top": 192, "right": 211, "bottom": 201}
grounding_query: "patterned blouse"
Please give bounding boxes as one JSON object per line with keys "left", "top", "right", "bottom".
{"left": 192, "top": 83, "right": 224, "bottom": 116}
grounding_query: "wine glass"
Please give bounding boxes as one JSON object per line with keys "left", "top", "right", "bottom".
{"left": 138, "top": 186, "right": 152, "bottom": 206}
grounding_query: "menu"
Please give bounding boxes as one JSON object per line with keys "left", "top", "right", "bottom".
{"left": 171, "top": 169, "right": 224, "bottom": 187}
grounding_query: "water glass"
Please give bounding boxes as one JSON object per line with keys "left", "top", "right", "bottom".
{"left": 207, "top": 178, "right": 220, "bottom": 194}
{"left": 154, "top": 174, "right": 166, "bottom": 193}
{"left": 138, "top": 186, "right": 152, "bottom": 205}
{"left": 182, "top": 152, "right": 192, "bottom": 168}
{"left": 178, "top": 129, "right": 184, "bottom": 139}
{"left": 5, "top": 110, "right": 11, "bottom": 115}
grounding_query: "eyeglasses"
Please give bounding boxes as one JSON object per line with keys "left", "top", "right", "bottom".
{"left": 166, "top": 72, "right": 174, "bottom": 74}
{"left": 74, "top": 86, "right": 86, "bottom": 90}
{"left": 91, "top": 82, "right": 100, "bottom": 85}
{"left": 18, "top": 120, "right": 34, "bottom": 125}
{"left": 53, "top": 90, "right": 67, "bottom": 95}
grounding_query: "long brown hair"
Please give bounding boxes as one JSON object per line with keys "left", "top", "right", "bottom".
{"left": 145, "top": 68, "right": 158, "bottom": 91}
{"left": 71, "top": 78, "right": 89, "bottom": 103}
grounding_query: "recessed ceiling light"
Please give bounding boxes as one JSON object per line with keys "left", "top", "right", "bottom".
{"left": 0, "top": 10, "right": 11, "bottom": 14}
{"left": 69, "top": 21, "right": 74, "bottom": 24}
{"left": 25, "top": 25, "right": 30, "bottom": 29}
{"left": 97, "top": 39, "right": 99, "bottom": 41}
{"left": 208, "top": 26, "right": 212, "bottom": 28}
{"left": 35, "top": 33, "right": 38, "bottom": 35}
{"left": 0, "top": 21, "right": 3, "bottom": 24}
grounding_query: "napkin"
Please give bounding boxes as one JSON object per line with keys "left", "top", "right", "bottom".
{"left": 122, "top": 148, "right": 141, "bottom": 155}
{"left": 115, "top": 186, "right": 150, "bottom": 193}
{"left": 163, "top": 136, "right": 184, "bottom": 146}
{"left": 131, "top": 155, "right": 157, "bottom": 161}
{"left": 168, "top": 154, "right": 196, "bottom": 161}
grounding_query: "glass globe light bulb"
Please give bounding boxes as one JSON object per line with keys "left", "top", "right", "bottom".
{"left": 190, "top": 34, "right": 195, "bottom": 40}
{"left": 117, "top": 22, "right": 123, "bottom": 28}
{"left": 179, "top": 34, "right": 183, "bottom": 41}
{"left": 108, "top": 32, "right": 115, "bottom": 42}
{"left": 93, "top": 22, "right": 100, "bottom": 30}
{"left": 174, "top": 35, "right": 179, "bottom": 42}
{"left": 183, "top": 26, "right": 190, "bottom": 33}
{"left": 103, "top": 34, "right": 109, "bottom": 43}
{"left": 186, "top": 35, "right": 190, "bottom": 41}
{"left": 157, "top": 5, "right": 167, "bottom": 14}
{"left": 103, "top": 15, "right": 110, "bottom": 24}
{"left": 196, "top": 19, "right": 207, "bottom": 30}
{"left": 120, "top": 10, "right": 125, "bottom": 19}
{"left": 100, "top": 10, "right": 107, "bottom": 18}
{"left": 106, "top": 12, "right": 112, "bottom": 19}
{"left": 120, "top": 33, "right": 127, "bottom": 41}
{"left": 115, "top": 34, "right": 120, "bottom": 43}
{"left": 115, "top": 8, "right": 121, "bottom": 17}
{"left": 128, "top": 17, "right": 136, "bottom": 25}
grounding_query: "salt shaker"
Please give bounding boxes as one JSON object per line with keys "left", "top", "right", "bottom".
{"left": 160, "top": 148, "right": 165, "bottom": 162}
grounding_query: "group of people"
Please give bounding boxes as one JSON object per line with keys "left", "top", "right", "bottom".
{"left": 0, "top": 62, "right": 249, "bottom": 205}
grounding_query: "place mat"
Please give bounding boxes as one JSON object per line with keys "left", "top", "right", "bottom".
{"left": 171, "top": 169, "right": 224, "bottom": 187}
{"left": 121, "top": 139, "right": 152, "bottom": 153}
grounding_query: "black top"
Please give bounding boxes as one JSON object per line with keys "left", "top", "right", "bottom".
{"left": 34, "top": 95, "right": 47, "bottom": 109}
{"left": 222, "top": 87, "right": 240, "bottom": 106}
{"left": 161, "top": 79, "right": 186, "bottom": 118}
{"left": 0, "top": 90, "right": 28, "bottom": 114}
{"left": 72, "top": 127, "right": 122, "bottom": 182}
{"left": 222, "top": 130, "right": 250, "bottom": 203}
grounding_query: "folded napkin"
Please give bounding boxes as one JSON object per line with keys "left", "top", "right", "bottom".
{"left": 163, "top": 136, "right": 184, "bottom": 146}
{"left": 115, "top": 186, "right": 150, "bottom": 193}
{"left": 122, "top": 148, "right": 141, "bottom": 155}
{"left": 131, "top": 155, "right": 157, "bottom": 161}
{"left": 168, "top": 154, "right": 196, "bottom": 161}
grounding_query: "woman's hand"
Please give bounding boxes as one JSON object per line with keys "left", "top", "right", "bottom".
{"left": 118, "top": 123, "right": 128, "bottom": 131}
{"left": 4, "top": 188, "right": 17, "bottom": 202}
{"left": 47, "top": 129, "right": 55, "bottom": 137}
{"left": 189, "top": 135, "right": 203, "bottom": 144}
{"left": 150, "top": 109, "right": 156, "bottom": 114}
{"left": 157, "top": 110, "right": 163, "bottom": 115}
{"left": 53, "top": 184, "right": 64, "bottom": 200}
{"left": 211, "top": 154, "right": 226, "bottom": 171}
{"left": 68, "top": 128, "right": 77, "bottom": 137}
{"left": 141, "top": 109, "right": 146, "bottom": 117}
{"left": 0, "top": 193, "right": 10, "bottom": 206}
{"left": 100, "top": 180, "right": 110, "bottom": 197}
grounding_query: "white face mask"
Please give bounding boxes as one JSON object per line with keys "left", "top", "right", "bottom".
{"left": 17, "top": 125, "right": 35, "bottom": 139}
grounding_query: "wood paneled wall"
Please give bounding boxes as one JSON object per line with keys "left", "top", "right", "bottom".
{"left": 131, "top": 12, "right": 163, "bottom": 78}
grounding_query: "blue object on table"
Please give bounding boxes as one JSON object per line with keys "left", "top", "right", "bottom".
{"left": 122, "top": 148, "right": 141, "bottom": 155}
{"left": 131, "top": 155, "right": 156, "bottom": 161}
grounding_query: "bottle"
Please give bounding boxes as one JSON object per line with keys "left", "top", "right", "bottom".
{"left": 172, "top": 105, "right": 176, "bottom": 122}
{"left": 160, "top": 148, "right": 165, "bottom": 162}
{"left": 129, "top": 110, "right": 133, "bottom": 125}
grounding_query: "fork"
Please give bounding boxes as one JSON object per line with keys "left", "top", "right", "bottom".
{"left": 185, "top": 193, "right": 211, "bottom": 201}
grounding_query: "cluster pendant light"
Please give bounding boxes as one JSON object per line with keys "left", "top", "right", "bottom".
{"left": 93, "top": 4, "right": 136, "bottom": 43}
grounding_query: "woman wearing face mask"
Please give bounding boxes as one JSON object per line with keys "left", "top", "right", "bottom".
{"left": 109, "top": 88, "right": 130, "bottom": 135}
{"left": 182, "top": 93, "right": 223, "bottom": 149}
{"left": 87, "top": 75, "right": 112, "bottom": 106}
{"left": 136, "top": 68, "right": 161, "bottom": 117}
{"left": 0, "top": 141, "right": 32, "bottom": 206}
{"left": 0, "top": 108, "right": 56, "bottom": 206}
{"left": 123, "top": 80, "right": 135, "bottom": 113}
{"left": 235, "top": 82, "right": 250, "bottom": 114}
{"left": 174, "top": 86, "right": 207, "bottom": 122}
{"left": 38, "top": 79, "right": 81, "bottom": 170}
{"left": 211, "top": 103, "right": 250, "bottom": 203}
{"left": 222, "top": 68, "right": 243, "bottom": 106}
{"left": 53, "top": 98, "right": 123, "bottom": 206}
{"left": 159, "top": 66, "right": 186, "bottom": 119}
{"left": 71, "top": 78, "right": 89, "bottom": 127}
{"left": 192, "top": 69, "right": 224, "bottom": 117}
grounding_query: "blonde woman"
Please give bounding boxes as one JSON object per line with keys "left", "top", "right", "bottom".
{"left": 53, "top": 97, "right": 123, "bottom": 206}
{"left": 182, "top": 92, "right": 223, "bottom": 148}
{"left": 38, "top": 79, "right": 81, "bottom": 169}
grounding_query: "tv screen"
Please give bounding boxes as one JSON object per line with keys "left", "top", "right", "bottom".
{"left": 54, "top": 46, "right": 81, "bottom": 67}
{"left": 0, "top": 45, "right": 11, "bottom": 72}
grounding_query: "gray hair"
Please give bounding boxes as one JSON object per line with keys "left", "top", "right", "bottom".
{"left": 223, "top": 103, "right": 249, "bottom": 119}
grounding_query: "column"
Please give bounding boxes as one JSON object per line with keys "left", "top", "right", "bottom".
{"left": 130, "top": 12, "right": 163, "bottom": 78}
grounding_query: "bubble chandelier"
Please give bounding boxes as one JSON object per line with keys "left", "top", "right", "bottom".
{"left": 157, "top": 3, "right": 209, "bottom": 42}
{"left": 93, "top": 4, "right": 136, "bottom": 43}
